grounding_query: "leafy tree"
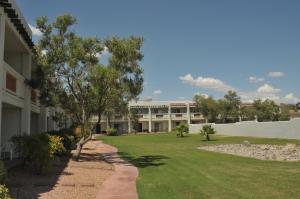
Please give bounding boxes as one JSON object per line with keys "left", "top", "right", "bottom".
{"left": 199, "top": 125, "right": 216, "bottom": 141}
{"left": 176, "top": 124, "right": 189, "bottom": 137}
{"left": 279, "top": 107, "right": 290, "bottom": 121}
{"left": 129, "top": 108, "right": 140, "bottom": 133}
{"left": 36, "top": 15, "right": 102, "bottom": 160}
{"left": 194, "top": 95, "right": 219, "bottom": 123}
{"left": 219, "top": 91, "right": 241, "bottom": 123}
{"left": 90, "top": 37, "right": 144, "bottom": 130}
{"left": 240, "top": 106, "right": 256, "bottom": 121}
{"left": 253, "top": 99, "right": 281, "bottom": 122}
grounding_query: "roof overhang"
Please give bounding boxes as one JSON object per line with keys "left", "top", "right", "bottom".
{"left": 0, "top": 0, "right": 34, "bottom": 50}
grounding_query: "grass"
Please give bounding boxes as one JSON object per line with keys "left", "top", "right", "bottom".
{"left": 101, "top": 133, "right": 300, "bottom": 199}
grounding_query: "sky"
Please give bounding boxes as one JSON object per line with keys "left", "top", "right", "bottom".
{"left": 17, "top": 0, "right": 300, "bottom": 104}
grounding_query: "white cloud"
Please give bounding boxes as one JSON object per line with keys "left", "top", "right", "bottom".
{"left": 179, "top": 74, "right": 234, "bottom": 93}
{"left": 178, "top": 97, "right": 186, "bottom": 100}
{"left": 257, "top": 84, "right": 281, "bottom": 94}
{"left": 268, "top": 71, "right": 285, "bottom": 78}
{"left": 29, "top": 24, "right": 42, "bottom": 37}
{"left": 282, "top": 93, "right": 299, "bottom": 104}
{"left": 249, "top": 76, "right": 264, "bottom": 83}
{"left": 239, "top": 91, "right": 280, "bottom": 103}
{"left": 153, "top": 90, "right": 162, "bottom": 95}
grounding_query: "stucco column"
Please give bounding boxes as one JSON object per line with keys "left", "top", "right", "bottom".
{"left": 148, "top": 107, "right": 152, "bottom": 132}
{"left": 168, "top": 105, "right": 172, "bottom": 132}
{"left": 0, "top": 13, "right": 5, "bottom": 145}
{"left": 187, "top": 103, "right": 191, "bottom": 124}
{"left": 21, "top": 53, "right": 31, "bottom": 134}
{"left": 128, "top": 107, "right": 132, "bottom": 133}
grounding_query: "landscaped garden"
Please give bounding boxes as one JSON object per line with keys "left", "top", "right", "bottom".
{"left": 101, "top": 133, "right": 300, "bottom": 199}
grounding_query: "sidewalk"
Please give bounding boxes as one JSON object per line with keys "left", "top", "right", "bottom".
{"left": 96, "top": 141, "right": 139, "bottom": 199}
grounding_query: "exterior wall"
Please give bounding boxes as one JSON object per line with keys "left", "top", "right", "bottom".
{"left": 97, "top": 100, "right": 204, "bottom": 133}
{"left": 1, "top": 106, "right": 21, "bottom": 145}
{"left": 0, "top": 2, "right": 64, "bottom": 152}
{"left": 189, "top": 118, "right": 300, "bottom": 139}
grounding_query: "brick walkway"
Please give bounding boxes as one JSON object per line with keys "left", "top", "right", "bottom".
{"left": 96, "top": 141, "right": 139, "bottom": 199}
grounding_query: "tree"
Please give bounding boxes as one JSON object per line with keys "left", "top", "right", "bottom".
{"left": 36, "top": 15, "right": 103, "bottom": 160}
{"left": 279, "top": 106, "right": 291, "bottom": 121}
{"left": 90, "top": 37, "right": 144, "bottom": 131}
{"left": 253, "top": 99, "right": 281, "bottom": 122}
{"left": 176, "top": 124, "right": 189, "bottom": 137}
{"left": 129, "top": 108, "right": 140, "bottom": 133}
{"left": 240, "top": 106, "right": 256, "bottom": 121}
{"left": 194, "top": 95, "right": 219, "bottom": 123}
{"left": 219, "top": 91, "right": 241, "bottom": 123}
{"left": 199, "top": 125, "right": 216, "bottom": 141}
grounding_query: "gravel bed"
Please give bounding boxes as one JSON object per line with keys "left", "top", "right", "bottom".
{"left": 198, "top": 142, "right": 300, "bottom": 161}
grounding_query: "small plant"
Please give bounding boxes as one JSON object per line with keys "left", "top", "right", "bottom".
{"left": 176, "top": 124, "right": 189, "bottom": 137}
{"left": 0, "top": 185, "right": 12, "bottom": 199}
{"left": 199, "top": 125, "right": 216, "bottom": 141}
{"left": 106, "top": 128, "right": 118, "bottom": 136}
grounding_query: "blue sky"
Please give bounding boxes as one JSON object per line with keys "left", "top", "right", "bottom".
{"left": 18, "top": 0, "right": 300, "bottom": 103}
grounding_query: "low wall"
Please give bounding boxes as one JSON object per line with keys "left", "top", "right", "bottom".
{"left": 189, "top": 118, "right": 300, "bottom": 139}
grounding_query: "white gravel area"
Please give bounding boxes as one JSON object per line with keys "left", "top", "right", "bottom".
{"left": 198, "top": 143, "right": 300, "bottom": 161}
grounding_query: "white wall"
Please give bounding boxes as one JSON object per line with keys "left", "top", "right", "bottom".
{"left": 1, "top": 106, "right": 21, "bottom": 145}
{"left": 189, "top": 118, "right": 300, "bottom": 139}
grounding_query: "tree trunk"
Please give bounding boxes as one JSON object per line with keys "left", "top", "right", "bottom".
{"left": 74, "top": 132, "right": 92, "bottom": 161}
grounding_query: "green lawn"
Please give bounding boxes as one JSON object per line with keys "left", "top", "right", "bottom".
{"left": 101, "top": 133, "right": 300, "bottom": 199}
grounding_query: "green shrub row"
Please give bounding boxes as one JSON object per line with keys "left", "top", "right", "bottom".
{"left": 106, "top": 128, "right": 118, "bottom": 136}
{"left": 11, "top": 128, "right": 76, "bottom": 172}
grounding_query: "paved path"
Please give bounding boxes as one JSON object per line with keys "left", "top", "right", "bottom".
{"left": 96, "top": 141, "right": 139, "bottom": 199}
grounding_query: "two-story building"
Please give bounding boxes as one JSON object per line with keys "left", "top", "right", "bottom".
{"left": 0, "top": 0, "right": 58, "bottom": 158}
{"left": 95, "top": 100, "right": 205, "bottom": 133}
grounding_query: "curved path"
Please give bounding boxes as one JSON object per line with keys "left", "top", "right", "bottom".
{"left": 96, "top": 141, "right": 139, "bottom": 199}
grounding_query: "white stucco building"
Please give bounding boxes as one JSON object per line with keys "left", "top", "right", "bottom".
{"left": 0, "top": 0, "right": 58, "bottom": 158}
{"left": 95, "top": 100, "right": 205, "bottom": 133}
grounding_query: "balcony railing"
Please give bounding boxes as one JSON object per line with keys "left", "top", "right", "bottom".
{"left": 152, "top": 113, "right": 169, "bottom": 120}
{"left": 171, "top": 113, "right": 188, "bottom": 119}
{"left": 3, "top": 61, "right": 25, "bottom": 99}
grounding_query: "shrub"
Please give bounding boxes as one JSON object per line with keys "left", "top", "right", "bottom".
{"left": 47, "top": 128, "right": 76, "bottom": 151}
{"left": 11, "top": 133, "right": 65, "bottom": 173}
{"left": 199, "top": 125, "right": 216, "bottom": 141}
{"left": 0, "top": 185, "right": 12, "bottom": 199}
{"left": 176, "top": 124, "right": 189, "bottom": 137}
{"left": 106, "top": 128, "right": 117, "bottom": 136}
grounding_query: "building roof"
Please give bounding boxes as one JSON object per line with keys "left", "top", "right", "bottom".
{"left": 0, "top": 0, "right": 34, "bottom": 50}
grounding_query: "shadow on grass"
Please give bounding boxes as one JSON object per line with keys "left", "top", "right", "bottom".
{"left": 120, "top": 152, "right": 169, "bottom": 168}
{"left": 103, "top": 151, "right": 169, "bottom": 168}
{"left": 201, "top": 139, "right": 217, "bottom": 142}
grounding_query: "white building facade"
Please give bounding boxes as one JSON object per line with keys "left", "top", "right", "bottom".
{"left": 0, "top": 0, "right": 58, "bottom": 158}
{"left": 97, "top": 100, "right": 205, "bottom": 133}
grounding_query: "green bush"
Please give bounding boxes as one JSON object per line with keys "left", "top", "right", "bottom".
{"left": 11, "top": 133, "right": 65, "bottom": 173}
{"left": 0, "top": 185, "right": 12, "bottom": 199}
{"left": 106, "top": 128, "right": 117, "bottom": 136}
{"left": 199, "top": 125, "right": 216, "bottom": 141}
{"left": 176, "top": 124, "right": 189, "bottom": 137}
{"left": 47, "top": 128, "right": 76, "bottom": 151}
